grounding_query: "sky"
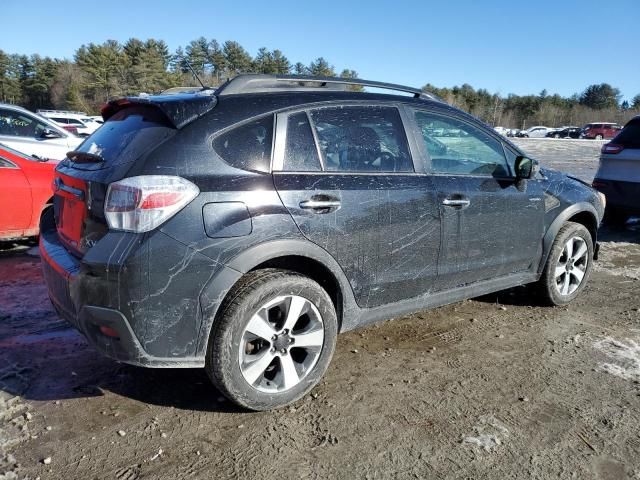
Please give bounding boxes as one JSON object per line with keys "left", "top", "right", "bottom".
{"left": 3, "top": 0, "right": 639, "bottom": 101}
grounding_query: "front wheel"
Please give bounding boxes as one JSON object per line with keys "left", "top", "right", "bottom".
{"left": 206, "top": 269, "right": 337, "bottom": 411}
{"left": 537, "top": 222, "right": 593, "bottom": 306}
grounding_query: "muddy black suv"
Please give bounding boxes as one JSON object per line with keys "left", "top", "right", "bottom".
{"left": 40, "top": 75, "right": 604, "bottom": 410}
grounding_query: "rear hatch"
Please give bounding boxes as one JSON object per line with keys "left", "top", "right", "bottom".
{"left": 53, "top": 92, "right": 216, "bottom": 257}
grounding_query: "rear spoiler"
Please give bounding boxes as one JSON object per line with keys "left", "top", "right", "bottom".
{"left": 101, "top": 91, "right": 217, "bottom": 129}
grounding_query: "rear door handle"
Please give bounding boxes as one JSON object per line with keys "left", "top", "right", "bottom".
{"left": 442, "top": 197, "right": 470, "bottom": 208}
{"left": 299, "top": 199, "right": 341, "bottom": 211}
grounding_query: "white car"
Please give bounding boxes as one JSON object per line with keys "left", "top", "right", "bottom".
{"left": 519, "top": 126, "right": 554, "bottom": 138}
{"left": 0, "top": 104, "right": 83, "bottom": 160}
{"left": 37, "top": 110, "right": 102, "bottom": 136}
{"left": 494, "top": 126, "right": 509, "bottom": 136}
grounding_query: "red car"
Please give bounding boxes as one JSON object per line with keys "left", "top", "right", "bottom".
{"left": 0, "top": 143, "right": 57, "bottom": 239}
{"left": 581, "top": 122, "right": 621, "bottom": 140}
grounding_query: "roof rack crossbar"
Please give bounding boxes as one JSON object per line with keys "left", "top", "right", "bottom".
{"left": 215, "top": 74, "right": 441, "bottom": 102}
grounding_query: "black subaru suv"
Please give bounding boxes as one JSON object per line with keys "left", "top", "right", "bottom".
{"left": 40, "top": 75, "right": 604, "bottom": 410}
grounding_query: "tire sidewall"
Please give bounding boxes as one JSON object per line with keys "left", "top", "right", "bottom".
{"left": 208, "top": 274, "right": 337, "bottom": 411}
{"left": 543, "top": 223, "right": 593, "bottom": 305}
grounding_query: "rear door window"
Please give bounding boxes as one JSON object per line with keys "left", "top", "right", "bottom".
{"left": 213, "top": 115, "right": 274, "bottom": 173}
{"left": 307, "top": 105, "right": 413, "bottom": 173}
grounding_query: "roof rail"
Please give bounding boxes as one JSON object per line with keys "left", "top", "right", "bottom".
{"left": 215, "top": 74, "right": 442, "bottom": 102}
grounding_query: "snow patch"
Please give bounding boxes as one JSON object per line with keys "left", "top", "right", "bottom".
{"left": 462, "top": 415, "right": 509, "bottom": 452}
{"left": 593, "top": 337, "right": 640, "bottom": 381}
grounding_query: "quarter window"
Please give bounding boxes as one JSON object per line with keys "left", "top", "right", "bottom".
{"left": 0, "top": 157, "right": 17, "bottom": 168}
{"left": 413, "top": 110, "right": 510, "bottom": 176}
{"left": 213, "top": 115, "right": 274, "bottom": 173}
{"left": 307, "top": 106, "right": 413, "bottom": 173}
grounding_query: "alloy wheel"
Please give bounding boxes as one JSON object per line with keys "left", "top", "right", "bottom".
{"left": 554, "top": 236, "right": 588, "bottom": 296}
{"left": 238, "top": 295, "right": 324, "bottom": 393}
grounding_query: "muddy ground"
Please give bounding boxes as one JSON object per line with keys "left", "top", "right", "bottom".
{"left": 2, "top": 138, "right": 640, "bottom": 479}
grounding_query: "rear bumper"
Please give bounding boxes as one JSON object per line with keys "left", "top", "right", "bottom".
{"left": 40, "top": 229, "right": 205, "bottom": 368}
{"left": 592, "top": 178, "right": 640, "bottom": 213}
{"left": 39, "top": 209, "right": 239, "bottom": 368}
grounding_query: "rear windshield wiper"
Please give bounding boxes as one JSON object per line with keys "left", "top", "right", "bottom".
{"left": 66, "top": 150, "right": 104, "bottom": 163}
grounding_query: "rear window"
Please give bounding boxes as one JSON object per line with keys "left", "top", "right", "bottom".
{"left": 613, "top": 119, "right": 640, "bottom": 148}
{"left": 213, "top": 115, "right": 274, "bottom": 173}
{"left": 73, "top": 106, "right": 175, "bottom": 168}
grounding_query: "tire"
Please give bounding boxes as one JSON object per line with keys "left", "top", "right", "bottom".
{"left": 537, "top": 222, "right": 593, "bottom": 306}
{"left": 206, "top": 268, "right": 338, "bottom": 411}
{"left": 554, "top": 134, "right": 560, "bottom": 138}
{"left": 595, "top": 134, "right": 603, "bottom": 140}
{"left": 603, "top": 206, "right": 629, "bottom": 226}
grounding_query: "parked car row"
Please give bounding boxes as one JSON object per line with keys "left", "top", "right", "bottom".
{"left": 37, "top": 110, "right": 102, "bottom": 137}
{"left": 494, "top": 123, "right": 622, "bottom": 140}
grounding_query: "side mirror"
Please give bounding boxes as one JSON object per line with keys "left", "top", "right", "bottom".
{"left": 515, "top": 156, "right": 539, "bottom": 179}
{"left": 40, "top": 128, "right": 62, "bottom": 139}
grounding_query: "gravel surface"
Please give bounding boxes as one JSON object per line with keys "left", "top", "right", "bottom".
{"left": 2, "top": 139, "right": 640, "bottom": 479}
{"left": 511, "top": 137, "right": 606, "bottom": 182}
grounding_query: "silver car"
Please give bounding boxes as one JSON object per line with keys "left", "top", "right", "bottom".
{"left": 592, "top": 116, "right": 640, "bottom": 224}
{"left": 0, "top": 104, "right": 83, "bottom": 160}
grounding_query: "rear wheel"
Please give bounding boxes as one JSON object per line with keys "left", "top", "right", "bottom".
{"left": 537, "top": 222, "right": 593, "bottom": 306}
{"left": 206, "top": 269, "right": 337, "bottom": 411}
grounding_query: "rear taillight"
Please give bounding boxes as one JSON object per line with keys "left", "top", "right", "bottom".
{"left": 601, "top": 143, "right": 624, "bottom": 154}
{"left": 104, "top": 176, "right": 199, "bottom": 233}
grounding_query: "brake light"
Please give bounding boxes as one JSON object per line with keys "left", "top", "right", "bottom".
{"left": 601, "top": 143, "right": 624, "bottom": 154}
{"left": 104, "top": 176, "right": 199, "bottom": 233}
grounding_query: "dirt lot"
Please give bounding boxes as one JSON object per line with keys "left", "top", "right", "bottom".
{"left": 2, "top": 139, "right": 640, "bottom": 479}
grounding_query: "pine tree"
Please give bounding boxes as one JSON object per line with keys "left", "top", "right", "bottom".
{"left": 223, "top": 41, "right": 252, "bottom": 75}
{"left": 308, "top": 57, "right": 335, "bottom": 77}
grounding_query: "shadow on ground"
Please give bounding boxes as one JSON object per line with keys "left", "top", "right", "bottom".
{"left": 0, "top": 245, "right": 242, "bottom": 414}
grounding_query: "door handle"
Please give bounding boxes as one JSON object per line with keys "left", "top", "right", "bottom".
{"left": 442, "top": 198, "right": 470, "bottom": 208}
{"left": 299, "top": 199, "right": 341, "bottom": 211}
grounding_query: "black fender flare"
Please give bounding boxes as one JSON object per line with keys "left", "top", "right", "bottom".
{"left": 537, "top": 202, "right": 599, "bottom": 274}
{"left": 195, "top": 239, "right": 359, "bottom": 356}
